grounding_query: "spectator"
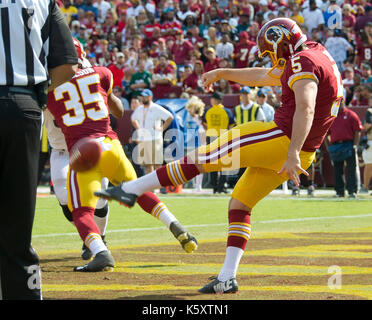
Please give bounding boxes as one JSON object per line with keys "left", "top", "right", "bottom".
{"left": 326, "top": 101, "right": 362, "bottom": 198}
{"left": 229, "top": 6, "right": 240, "bottom": 28}
{"left": 81, "top": 0, "right": 98, "bottom": 18}
{"left": 291, "top": 5, "right": 305, "bottom": 26}
{"left": 234, "top": 86, "right": 266, "bottom": 125}
{"left": 361, "top": 107, "right": 372, "bottom": 193}
{"left": 324, "top": 29, "right": 353, "bottom": 72}
{"left": 220, "top": 19, "right": 239, "bottom": 44}
{"left": 302, "top": 0, "right": 325, "bottom": 36}
{"left": 94, "top": 0, "right": 113, "bottom": 24}
{"left": 185, "top": 96, "right": 206, "bottom": 193}
{"left": 354, "top": 5, "right": 372, "bottom": 33}
{"left": 61, "top": 0, "right": 78, "bottom": 25}
{"left": 161, "top": 9, "right": 182, "bottom": 38}
{"left": 256, "top": 88, "right": 276, "bottom": 122}
{"left": 138, "top": 49, "right": 154, "bottom": 74}
{"left": 131, "top": 89, "right": 174, "bottom": 174}
{"left": 356, "top": 22, "right": 372, "bottom": 67}
{"left": 258, "top": 0, "right": 275, "bottom": 21}
{"left": 207, "top": 26, "right": 220, "bottom": 48}
{"left": 188, "top": 26, "right": 204, "bottom": 49}
{"left": 216, "top": 78, "right": 232, "bottom": 94}
{"left": 361, "top": 63, "right": 372, "bottom": 84}
{"left": 152, "top": 53, "right": 176, "bottom": 99}
{"left": 202, "top": 91, "right": 234, "bottom": 194}
{"left": 233, "top": 31, "right": 256, "bottom": 69}
{"left": 215, "top": 33, "right": 234, "bottom": 60}
{"left": 182, "top": 13, "right": 197, "bottom": 34}
{"left": 343, "top": 67, "right": 355, "bottom": 88}
{"left": 183, "top": 60, "right": 204, "bottom": 94}
{"left": 236, "top": 13, "right": 250, "bottom": 34}
{"left": 171, "top": 29, "right": 194, "bottom": 71}
{"left": 108, "top": 52, "right": 126, "bottom": 89}
{"left": 342, "top": 4, "right": 357, "bottom": 30}
{"left": 204, "top": 47, "right": 220, "bottom": 72}
{"left": 113, "top": 86, "right": 130, "bottom": 110}
{"left": 126, "top": 0, "right": 145, "bottom": 19}
{"left": 128, "top": 59, "right": 152, "bottom": 98}
{"left": 177, "top": 2, "right": 196, "bottom": 22}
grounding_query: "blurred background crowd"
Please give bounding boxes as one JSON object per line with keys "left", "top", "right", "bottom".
{"left": 57, "top": 0, "right": 372, "bottom": 108}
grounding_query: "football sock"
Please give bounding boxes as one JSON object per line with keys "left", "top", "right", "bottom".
{"left": 94, "top": 204, "right": 109, "bottom": 236}
{"left": 218, "top": 209, "right": 251, "bottom": 282}
{"left": 122, "top": 156, "right": 200, "bottom": 196}
{"left": 137, "top": 192, "right": 177, "bottom": 228}
{"left": 85, "top": 233, "right": 108, "bottom": 256}
{"left": 195, "top": 174, "right": 203, "bottom": 191}
{"left": 72, "top": 207, "right": 101, "bottom": 243}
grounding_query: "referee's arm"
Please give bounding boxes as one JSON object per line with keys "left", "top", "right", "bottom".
{"left": 47, "top": 1, "right": 78, "bottom": 91}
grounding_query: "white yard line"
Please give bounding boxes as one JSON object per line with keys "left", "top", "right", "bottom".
{"left": 32, "top": 213, "right": 372, "bottom": 238}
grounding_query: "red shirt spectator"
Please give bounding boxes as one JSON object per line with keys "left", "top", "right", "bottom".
{"left": 328, "top": 106, "right": 362, "bottom": 144}
{"left": 233, "top": 31, "right": 256, "bottom": 68}
{"left": 152, "top": 54, "right": 176, "bottom": 99}
{"left": 183, "top": 60, "right": 204, "bottom": 94}
{"left": 204, "top": 47, "right": 220, "bottom": 72}
{"left": 342, "top": 4, "right": 356, "bottom": 29}
{"left": 171, "top": 30, "right": 194, "bottom": 65}
{"left": 108, "top": 53, "right": 126, "bottom": 89}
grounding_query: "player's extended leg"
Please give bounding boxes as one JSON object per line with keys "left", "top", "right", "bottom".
{"left": 95, "top": 121, "right": 289, "bottom": 202}
{"left": 100, "top": 137, "right": 197, "bottom": 253}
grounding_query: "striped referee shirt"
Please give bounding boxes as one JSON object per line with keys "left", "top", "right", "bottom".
{"left": 0, "top": 0, "right": 78, "bottom": 86}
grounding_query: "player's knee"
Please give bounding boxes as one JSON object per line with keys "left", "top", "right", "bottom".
{"left": 228, "top": 197, "right": 251, "bottom": 212}
{"left": 94, "top": 204, "right": 109, "bottom": 218}
{"left": 60, "top": 204, "right": 73, "bottom": 222}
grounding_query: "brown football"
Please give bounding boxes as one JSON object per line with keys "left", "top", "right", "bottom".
{"left": 69, "top": 137, "right": 102, "bottom": 172}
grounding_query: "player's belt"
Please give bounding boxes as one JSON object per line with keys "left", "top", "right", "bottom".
{"left": 0, "top": 86, "right": 36, "bottom": 96}
{"left": 332, "top": 140, "right": 353, "bottom": 145}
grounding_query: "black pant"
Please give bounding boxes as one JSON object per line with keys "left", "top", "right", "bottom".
{"left": 333, "top": 153, "right": 357, "bottom": 196}
{"left": 0, "top": 91, "right": 42, "bottom": 299}
{"left": 207, "top": 136, "right": 227, "bottom": 192}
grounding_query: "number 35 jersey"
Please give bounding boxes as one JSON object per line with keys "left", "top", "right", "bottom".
{"left": 274, "top": 41, "right": 343, "bottom": 152}
{"left": 47, "top": 66, "right": 118, "bottom": 151}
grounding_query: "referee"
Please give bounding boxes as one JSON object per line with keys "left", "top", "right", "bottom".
{"left": 0, "top": 1, "right": 78, "bottom": 300}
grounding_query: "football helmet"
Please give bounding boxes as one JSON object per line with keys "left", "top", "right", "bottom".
{"left": 73, "top": 37, "right": 91, "bottom": 68}
{"left": 257, "top": 18, "right": 307, "bottom": 78}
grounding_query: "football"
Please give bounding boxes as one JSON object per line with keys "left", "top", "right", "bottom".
{"left": 69, "top": 137, "right": 102, "bottom": 172}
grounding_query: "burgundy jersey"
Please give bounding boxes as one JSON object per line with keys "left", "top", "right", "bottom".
{"left": 47, "top": 66, "right": 118, "bottom": 151}
{"left": 356, "top": 40, "right": 372, "bottom": 67}
{"left": 234, "top": 41, "right": 255, "bottom": 68}
{"left": 274, "top": 42, "right": 344, "bottom": 152}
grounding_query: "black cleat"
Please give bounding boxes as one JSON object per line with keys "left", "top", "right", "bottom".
{"left": 74, "top": 250, "right": 115, "bottom": 272}
{"left": 169, "top": 221, "right": 198, "bottom": 253}
{"left": 81, "top": 243, "right": 93, "bottom": 260}
{"left": 198, "top": 276, "right": 239, "bottom": 294}
{"left": 94, "top": 183, "right": 137, "bottom": 208}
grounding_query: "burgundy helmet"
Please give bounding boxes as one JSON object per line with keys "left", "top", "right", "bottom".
{"left": 72, "top": 37, "right": 91, "bottom": 68}
{"left": 257, "top": 18, "right": 307, "bottom": 73}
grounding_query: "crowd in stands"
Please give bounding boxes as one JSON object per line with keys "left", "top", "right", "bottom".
{"left": 58, "top": 0, "right": 372, "bottom": 110}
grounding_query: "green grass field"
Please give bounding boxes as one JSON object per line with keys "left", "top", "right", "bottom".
{"left": 32, "top": 191, "right": 372, "bottom": 300}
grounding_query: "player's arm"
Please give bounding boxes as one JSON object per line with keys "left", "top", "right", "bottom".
{"left": 107, "top": 93, "right": 124, "bottom": 118}
{"left": 202, "top": 67, "right": 281, "bottom": 91}
{"left": 278, "top": 78, "right": 318, "bottom": 186}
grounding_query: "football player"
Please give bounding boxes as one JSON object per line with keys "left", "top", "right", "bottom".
{"left": 43, "top": 107, "right": 111, "bottom": 261}
{"left": 95, "top": 18, "right": 344, "bottom": 292}
{"left": 47, "top": 39, "right": 197, "bottom": 272}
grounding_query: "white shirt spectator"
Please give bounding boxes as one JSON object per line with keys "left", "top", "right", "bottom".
{"left": 215, "top": 41, "right": 234, "bottom": 59}
{"left": 324, "top": 36, "right": 352, "bottom": 71}
{"left": 126, "top": 4, "right": 145, "bottom": 18}
{"left": 131, "top": 102, "right": 173, "bottom": 141}
{"left": 93, "top": 0, "right": 112, "bottom": 24}
{"left": 302, "top": 7, "right": 325, "bottom": 33}
{"left": 259, "top": 102, "right": 275, "bottom": 122}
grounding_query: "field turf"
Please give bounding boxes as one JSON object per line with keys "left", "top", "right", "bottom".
{"left": 32, "top": 191, "right": 372, "bottom": 300}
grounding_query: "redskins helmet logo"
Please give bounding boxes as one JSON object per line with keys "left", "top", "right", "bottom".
{"left": 264, "top": 26, "right": 283, "bottom": 46}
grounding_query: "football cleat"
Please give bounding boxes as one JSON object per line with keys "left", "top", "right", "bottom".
{"left": 81, "top": 243, "right": 93, "bottom": 261}
{"left": 198, "top": 276, "right": 239, "bottom": 294}
{"left": 307, "top": 185, "right": 315, "bottom": 197}
{"left": 74, "top": 250, "right": 115, "bottom": 272}
{"left": 94, "top": 183, "right": 137, "bottom": 208}
{"left": 170, "top": 221, "right": 198, "bottom": 253}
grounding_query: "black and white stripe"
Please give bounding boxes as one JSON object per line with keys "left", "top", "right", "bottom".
{"left": 0, "top": 0, "right": 52, "bottom": 86}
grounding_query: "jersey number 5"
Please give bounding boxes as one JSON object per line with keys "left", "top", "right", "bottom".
{"left": 54, "top": 74, "right": 108, "bottom": 127}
